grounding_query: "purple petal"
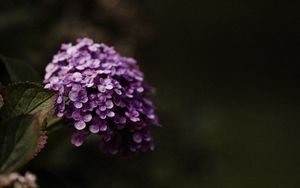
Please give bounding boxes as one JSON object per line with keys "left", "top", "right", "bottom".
{"left": 133, "top": 133, "right": 143, "bottom": 143}
{"left": 75, "top": 121, "right": 86, "bottom": 130}
{"left": 72, "top": 111, "right": 82, "bottom": 121}
{"left": 89, "top": 124, "right": 100, "bottom": 133}
{"left": 72, "top": 72, "right": 82, "bottom": 82}
{"left": 107, "top": 111, "right": 115, "bottom": 118}
{"left": 99, "top": 124, "right": 108, "bottom": 131}
{"left": 83, "top": 114, "right": 92, "bottom": 122}
{"left": 105, "top": 100, "right": 114, "bottom": 109}
{"left": 69, "top": 91, "right": 78, "bottom": 101}
{"left": 74, "top": 102, "right": 83, "bottom": 108}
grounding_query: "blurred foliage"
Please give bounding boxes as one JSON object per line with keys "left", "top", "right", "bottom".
{"left": 1, "top": 0, "right": 300, "bottom": 188}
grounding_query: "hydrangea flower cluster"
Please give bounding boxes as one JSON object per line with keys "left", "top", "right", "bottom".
{"left": 44, "top": 38, "right": 159, "bottom": 155}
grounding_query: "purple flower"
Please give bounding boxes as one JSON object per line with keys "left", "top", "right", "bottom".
{"left": 44, "top": 38, "right": 159, "bottom": 155}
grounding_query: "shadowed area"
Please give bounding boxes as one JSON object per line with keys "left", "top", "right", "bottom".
{"left": 1, "top": 0, "right": 300, "bottom": 187}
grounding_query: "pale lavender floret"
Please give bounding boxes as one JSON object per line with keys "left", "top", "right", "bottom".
{"left": 125, "top": 108, "right": 140, "bottom": 122}
{"left": 89, "top": 117, "right": 108, "bottom": 133}
{"left": 44, "top": 37, "right": 159, "bottom": 155}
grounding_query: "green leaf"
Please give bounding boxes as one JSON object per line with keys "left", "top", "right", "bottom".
{"left": 0, "top": 83, "right": 58, "bottom": 173}
{"left": 0, "top": 114, "right": 40, "bottom": 173}
{"left": 0, "top": 55, "right": 40, "bottom": 83}
{"left": 0, "top": 82, "right": 58, "bottom": 124}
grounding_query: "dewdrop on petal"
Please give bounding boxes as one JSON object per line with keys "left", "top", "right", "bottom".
{"left": 44, "top": 38, "right": 159, "bottom": 155}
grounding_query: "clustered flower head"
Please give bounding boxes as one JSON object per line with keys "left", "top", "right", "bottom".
{"left": 44, "top": 38, "right": 159, "bottom": 155}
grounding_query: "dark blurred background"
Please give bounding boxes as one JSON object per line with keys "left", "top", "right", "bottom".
{"left": 1, "top": 0, "right": 300, "bottom": 187}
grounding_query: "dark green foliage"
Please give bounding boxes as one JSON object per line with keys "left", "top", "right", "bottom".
{"left": 0, "top": 83, "right": 57, "bottom": 173}
{"left": 0, "top": 115, "right": 40, "bottom": 173}
{"left": 0, "top": 82, "right": 57, "bottom": 124}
